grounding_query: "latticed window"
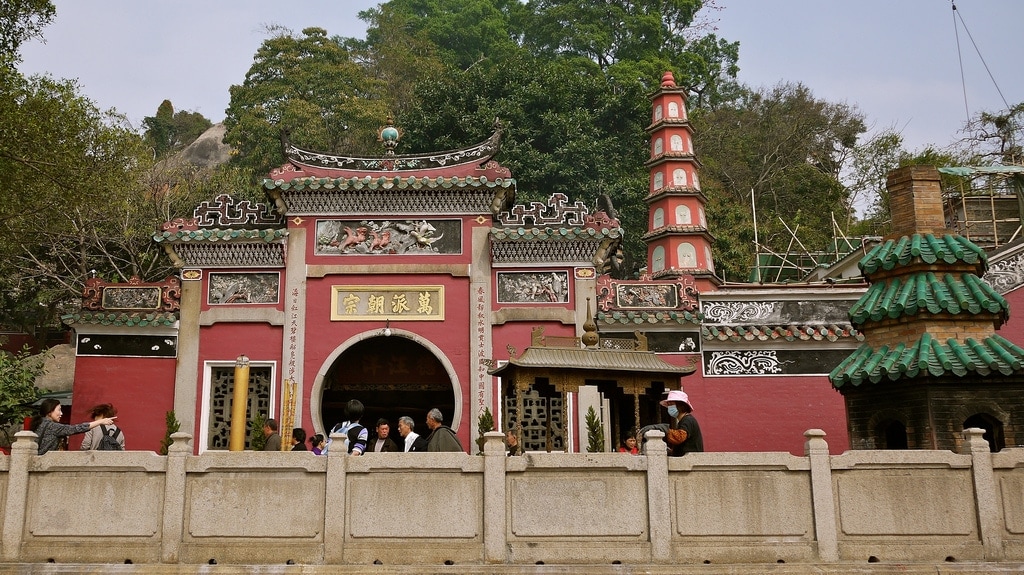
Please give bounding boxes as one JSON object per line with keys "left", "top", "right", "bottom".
{"left": 207, "top": 365, "right": 272, "bottom": 450}
{"left": 505, "top": 388, "right": 564, "bottom": 452}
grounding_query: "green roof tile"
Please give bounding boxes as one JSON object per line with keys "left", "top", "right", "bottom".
{"left": 859, "top": 233, "right": 987, "bottom": 275}
{"left": 848, "top": 272, "right": 1008, "bottom": 325}
{"left": 597, "top": 310, "right": 700, "bottom": 326}
{"left": 830, "top": 333, "right": 1024, "bottom": 387}
{"left": 491, "top": 227, "right": 622, "bottom": 241}
{"left": 152, "top": 228, "right": 287, "bottom": 243}
{"left": 62, "top": 311, "right": 179, "bottom": 327}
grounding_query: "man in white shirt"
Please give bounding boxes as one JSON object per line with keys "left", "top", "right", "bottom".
{"left": 398, "top": 416, "right": 427, "bottom": 452}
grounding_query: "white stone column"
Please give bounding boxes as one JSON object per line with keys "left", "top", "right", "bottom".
{"left": 469, "top": 225, "right": 493, "bottom": 450}
{"left": 805, "top": 428, "right": 838, "bottom": 562}
{"left": 173, "top": 278, "right": 202, "bottom": 438}
{"left": 963, "top": 427, "right": 1004, "bottom": 560}
{"left": 482, "top": 431, "right": 507, "bottom": 562}
{"left": 281, "top": 227, "right": 307, "bottom": 427}
{"left": 1, "top": 431, "right": 36, "bottom": 561}
{"left": 644, "top": 430, "right": 671, "bottom": 563}
{"left": 160, "top": 432, "right": 192, "bottom": 563}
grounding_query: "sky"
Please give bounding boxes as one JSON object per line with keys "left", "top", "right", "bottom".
{"left": 17, "top": 0, "right": 1024, "bottom": 154}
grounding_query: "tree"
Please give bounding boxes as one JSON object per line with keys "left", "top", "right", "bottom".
{"left": 692, "top": 83, "right": 867, "bottom": 279}
{"left": 0, "top": 0, "right": 54, "bottom": 63}
{"left": 142, "top": 99, "right": 213, "bottom": 159}
{"left": 0, "top": 66, "right": 156, "bottom": 340}
{"left": 159, "top": 410, "right": 181, "bottom": 455}
{"left": 585, "top": 406, "right": 605, "bottom": 453}
{"left": 957, "top": 102, "right": 1024, "bottom": 165}
{"left": 475, "top": 406, "right": 494, "bottom": 454}
{"left": 0, "top": 345, "right": 48, "bottom": 446}
{"left": 520, "top": 0, "right": 739, "bottom": 108}
{"left": 400, "top": 54, "right": 651, "bottom": 274}
{"left": 223, "top": 26, "right": 389, "bottom": 182}
{"left": 364, "top": 0, "right": 526, "bottom": 71}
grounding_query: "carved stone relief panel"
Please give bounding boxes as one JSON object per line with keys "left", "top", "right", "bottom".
{"left": 497, "top": 271, "right": 570, "bottom": 304}
{"left": 208, "top": 272, "right": 281, "bottom": 305}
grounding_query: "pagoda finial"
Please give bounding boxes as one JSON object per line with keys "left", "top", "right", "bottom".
{"left": 378, "top": 116, "right": 400, "bottom": 156}
{"left": 661, "top": 71, "right": 676, "bottom": 88}
{"left": 581, "top": 298, "right": 599, "bottom": 348}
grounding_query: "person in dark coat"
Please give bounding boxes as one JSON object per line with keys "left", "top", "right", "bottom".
{"left": 425, "top": 408, "right": 463, "bottom": 452}
{"left": 398, "top": 416, "right": 428, "bottom": 452}
{"left": 370, "top": 418, "right": 400, "bottom": 452}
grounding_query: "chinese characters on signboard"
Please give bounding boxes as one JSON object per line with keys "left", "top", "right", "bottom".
{"left": 330, "top": 285, "right": 445, "bottom": 321}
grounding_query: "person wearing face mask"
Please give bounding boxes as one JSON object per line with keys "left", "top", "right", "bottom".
{"left": 639, "top": 390, "right": 703, "bottom": 456}
{"left": 660, "top": 390, "right": 703, "bottom": 456}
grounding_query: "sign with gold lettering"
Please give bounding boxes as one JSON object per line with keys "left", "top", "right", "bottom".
{"left": 331, "top": 285, "right": 445, "bottom": 321}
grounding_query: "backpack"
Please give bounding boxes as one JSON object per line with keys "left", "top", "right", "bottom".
{"left": 96, "top": 425, "right": 123, "bottom": 451}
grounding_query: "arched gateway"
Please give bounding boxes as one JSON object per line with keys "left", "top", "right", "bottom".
{"left": 310, "top": 330, "right": 462, "bottom": 440}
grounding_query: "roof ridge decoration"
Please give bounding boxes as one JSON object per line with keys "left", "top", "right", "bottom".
{"left": 595, "top": 273, "right": 698, "bottom": 313}
{"left": 80, "top": 276, "right": 181, "bottom": 313}
{"left": 276, "top": 119, "right": 504, "bottom": 175}
{"left": 159, "top": 194, "right": 284, "bottom": 232}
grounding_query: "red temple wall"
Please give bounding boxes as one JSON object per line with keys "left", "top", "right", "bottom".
{"left": 69, "top": 356, "right": 176, "bottom": 452}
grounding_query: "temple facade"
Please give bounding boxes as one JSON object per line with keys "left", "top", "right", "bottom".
{"left": 61, "top": 74, "right": 1024, "bottom": 455}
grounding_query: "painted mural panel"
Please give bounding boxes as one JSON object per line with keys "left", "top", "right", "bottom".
{"left": 315, "top": 219, "right": 462, "bottom": 255}
{"left": 702, "top": 348, "right": 854, "bottom": 376}
{"left": 101, "top": 286, "right": 161, "bottom": 310}
{"left": 496, "top": 271, "right": 570, "bottom": 304}
{"left": 208, "top": 272, "right": 280, "bottom": 305}
{"left": 331, "top": 285, "right": 444, "bottom": 321}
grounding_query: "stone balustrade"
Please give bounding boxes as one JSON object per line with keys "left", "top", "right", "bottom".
{"left": 0, "top": 428, "right": 1021, "bottom": 568}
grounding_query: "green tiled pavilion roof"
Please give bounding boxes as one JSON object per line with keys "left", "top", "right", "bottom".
{"left": 597, "top": 310, "right": 700, "bottom": 326}
{"left": 263, "top": 175, "right": 515, "bottom": 191}
{"left": 859, "top": 234, "right": 987, "bottom": 275}
{"left": 830, "top": 333, "right": 1024, "bottom": 387}
{"left": 848, "top": 272, "right": 1008, "bottom": 324}
{"left": 62, "top": 311, "right": 179, "bottom": 327}
{"left": 153, "top": 228, "right": 287, "bottom": 243}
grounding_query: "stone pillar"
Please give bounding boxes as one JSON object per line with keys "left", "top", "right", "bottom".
{"left": 482, "top": 431, "right": 507, "bottom": 563}
{"left": 323, "top": 431, "right": 348, "bottom": 564}
{"left": 173, "top": 277, "right": 202, "bottom": 440}
{"left": 885, "top": 165, "right": 948, "bottom": 238}
{"left": 161, "top": 432, "right": 192, "bottom": 563}
{"left": 963, "top": 427, "right": 1004, "bottom": 560}
{"left": 469, "top": 225, "right": 493, "bottom": 452}
{"left": 644, "top": 430, "right": 671, "bottom": 563}
{"left": 2, "top": 431, "right": 36, "bottom": 561}
{"left": 805, "top": 429, "right": 838, "bottom": 562}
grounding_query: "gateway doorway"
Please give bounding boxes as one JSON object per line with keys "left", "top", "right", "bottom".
{"left": 319, "top": 334, "right": 455, "bottom": 447}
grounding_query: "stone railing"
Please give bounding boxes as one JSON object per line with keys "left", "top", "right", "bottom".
{"left": 0, "top": 428, "right": 1021, "bottom": 567}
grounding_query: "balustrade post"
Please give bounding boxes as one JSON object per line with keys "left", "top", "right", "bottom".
{"left": 644, "top": 430, "right": 671, "bottom": 563}
{"left": 2, "top": 431, "right": 36, "bottom": 561}
{"left": 482, "top": 431, "right": 507, "bottom": 563}
{"left": 323, "top": 431, "right": 347, "bottom": 564}
{"left": 963, "top": 427, "right": 1003, "bottom": 560}
{"left": 805, "top": 429, "right": 838, "bottom": 562}
{"left": 161, "top": 432, "right": 192, "bottom": 563}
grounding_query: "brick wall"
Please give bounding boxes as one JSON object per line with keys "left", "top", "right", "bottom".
{"left": 886, "top": 165, "right": 949, "bottom": 238}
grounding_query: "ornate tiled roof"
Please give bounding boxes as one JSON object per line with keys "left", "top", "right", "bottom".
{"left": 859, "top": 234, "right": 987, "bottom": 275}
{"left": 62, "top": 311, "right": 179, "bottom": 327}
{"left": 153, "top": 228, "right": 288, "bottom": 244}
{"left": 702, "top": 323, "right": 863, "bottom": 342}
{"left": 262, "top": 174, "right": 515, "bottom": 192}
{"left": 489, "top": 345, "right": 694, "bottom": 374}
{"left": 830, "top": 333, "right": 1024, "bottom": 387}
{"left": 596, "top": 310, "right": 700, "bottom": 326}
{"left": 491, "top": 227, "right": 622, "bottom": 241}
{"left": 849, "top": 272, "right": 1008, "bottom": 324}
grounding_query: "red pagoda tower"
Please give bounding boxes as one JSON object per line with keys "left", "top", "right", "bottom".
{"left": 642, "top": 71, "right": 719, "bottom": 292}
